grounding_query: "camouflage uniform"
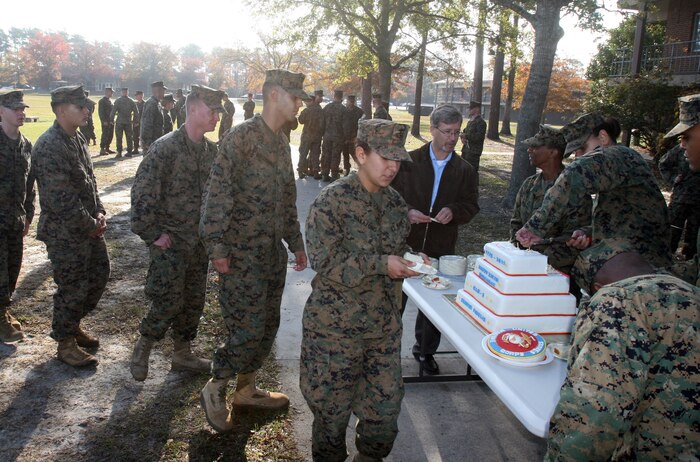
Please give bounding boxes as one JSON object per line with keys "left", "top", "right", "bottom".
{"left": 301, "top": 120, "right": 412, "bottom": 461}
{"left": 298, "top": 100, "right": 324, "bottom": 176}
{"left": 200, "top": 113, "right": 304, "bottom": 379}
{"left": 79, "top": 102, "right": 97, "bottom": 145}
{"left": 162, "top": 107, "right": 173, "bottom": 134}
{"left": 510, "top": 172, "right": 592, "bottom": 271}
{"left": 131, "top": 125, "right": 217, "bottom": 342}
{"left": 659, "top": 145, "right": 700, "bottom": 258}
{"left": 321, "top": 99, "right": 347, "bottom": 178}
{"left": 133, "top": 97, "right": 145, "bottom": 152}
{"left": 0, "top": 99, "right": 35, "bottom": 315}
{"left": 373, "top": 105, "right": 392, "bottom": 121}
{"left": 33, "top": 115, "right": 110, "bottom": 341}
{"left": 281, "top": 116, "right": 298, "bottom": 142}
{"left": 218, "top": 98, "right": 235, "bottom": 140}
{"left": 243, "top": 99, "right": 255, "bottom": 120}
{"left": 98, "top": 94, "right": 114, "bottom": 150}
{"left": 111, "top": 94, "right": 138, "bottom": 154}
{"left": 174, "top": 95, "right": 186, "bottom": 128}
{"left": 523, "top": 144, "right": 672, "bottom": 270}
{"left": 342, "top": 102, "right": 364, "bottom": 173}
{"left": 460, "top": 114, "right": 487, "bottom": 171}
{"left": 545, "top": 273, "right": 700, "bottom": 461}
{"left": 140, "top": 96, "right": 164, "bottom": 150}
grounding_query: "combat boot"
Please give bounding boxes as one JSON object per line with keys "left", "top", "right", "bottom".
{"left": 75, "top": 325, "right": 100, "bottom": 348}
{"left": 0, "top": 311, "right": 24, "bottom": 343}
{"left": 171, "top": 339, "right": 211, "bottom": 373}
{"left": 115, "top": 151, "right": 122, "bottom": 159}
{"left": 200, "top": 378, "right": 234, "bottom": 433}
{"left": 232, "top": 371, "right": 289, "bottom": 410}
{"left": 130, "top": 335, "right": 154, "bottom": 381}
{"left": 99, "top": 148, "right": 107, "bottom": 156}
{"left": 57, "top": 337, "right": 98, "bottom": 367}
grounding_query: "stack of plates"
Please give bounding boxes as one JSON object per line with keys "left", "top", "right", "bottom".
{"left": 481, "top": 328, "right": 553, "bottom": 367}
{"left": 439, "top": 255, "right": 467, "bottom": 276}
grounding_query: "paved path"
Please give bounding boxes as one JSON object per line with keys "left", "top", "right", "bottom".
{"left": 277, "top": 146, "right": 547, "bottom": 461}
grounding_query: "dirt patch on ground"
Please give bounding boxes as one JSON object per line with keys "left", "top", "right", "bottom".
{"left": 1, "top": 151, "right": 302, "bottom": 462}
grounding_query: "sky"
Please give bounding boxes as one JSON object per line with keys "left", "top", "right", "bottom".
{"left": 1, "top": 0, "right": 628, "bottom": 71}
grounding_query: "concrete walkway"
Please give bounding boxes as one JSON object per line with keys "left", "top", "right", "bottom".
{"left": 276, "top": 144, "right": 547, "bottom": 461}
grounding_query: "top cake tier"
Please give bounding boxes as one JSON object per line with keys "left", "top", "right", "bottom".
{"left": 483, "top": 241, "right": 548, "bottom": 275}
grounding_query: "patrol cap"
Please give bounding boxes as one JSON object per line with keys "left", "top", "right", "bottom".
{"left": 51, "top": 85, "right": 95, "bottom": 109}
{"left": 104, "top": 86, "right": 113, "bottom": 91}
{"left": 314, "top": 90, "right": 324, "bottom": 97}
{"left": 334, "top": 89, "right": 343, "bottom": 99}
{"left": 372, "top": 93, "right": 383, "bottom": 100}
{"left": 121, "top": 87, "right": 128, "bottom": 91}
{"left": 187, "top": 84, "right": 226, "bottom": 113}
{"left": 571, "top": 239, "right": 635, "bottom": 293}
{"left": 664, "top": 93, "right": 700, "bottom": 138}
{"left": 135, "top": 90, "right": 144, "bottom": 96}
{"left": 162, "top": 93, "right": 175, "bottom": 103}
{"left": 247, "top": 92, "right": 253, "bottom": 97}
{"left": 347, "top": 94, "right": 356, "bottom": 101}
{"left": 561, "top": 112, "right": 605, "bottom": 157}
{"left": 264, "top": 69, "right": 310, "bottom": 101}
{"left": 176, "top": 88, "right": 184, "bottom": 96}
{"left": 469, "top": 100, "right": 482, "bottom": 109}
{"left": 522, "top": 124, "right": 566, "bottom": 152}
{"left": 151, "top": 81, "right": 168, "bottom": 90}
{"left": 0, "top": 90, "right": 29, "bottom": 109}
{"left": 357, "top": 119, "right": 411, "bottom": 162}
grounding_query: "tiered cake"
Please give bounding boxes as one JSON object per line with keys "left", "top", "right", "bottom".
{"left": 455, "top": 241, "right": 577, "bottom": 341}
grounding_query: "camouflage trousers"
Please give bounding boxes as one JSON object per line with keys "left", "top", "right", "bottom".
{"left": 300, "top": 330, "right": 404, "bottom": 461}
{"left": 321, "top": 137, "right": 344, "bottom": 177}
{"left": 133, "top": 123, "right": 141, "bottom": 152}
{"left": 668, "top": 201, "right": 700, "bottom": 257}
{"left": 140, "top": 242, "right": 209, "bottom": 342}
{"left": 114, "top": 122, "right": 134, "bottom": 153}
{"left": 461, "top": 147, "right": 482, "bottom": 172}
{"left": 212, "top": 245, "right": 287, "bottom": 379}
{"left": 299, "top": 137, "right": 321, "bottom": 175}
{"left": 0, "top": 227, "right": 24, "bottom": 308}
{"left": 341, "top": 140, "right": 355, "bottom": 173}
{"left": 45, "top": 237, "right": 111, "bottom": 341}
{"left": 100, "top": 123, "right": 114, "bottom": 150}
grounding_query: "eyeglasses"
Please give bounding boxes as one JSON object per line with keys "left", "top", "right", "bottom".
{"left": 434, "top": 126, "right": 461, "bottom": 138}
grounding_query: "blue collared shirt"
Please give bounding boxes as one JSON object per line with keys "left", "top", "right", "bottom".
{"left": 429, "top": 143, "right": 452, "bottom": 210}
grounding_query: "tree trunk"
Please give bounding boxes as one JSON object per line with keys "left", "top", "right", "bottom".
{"left": 412, "top": 29, "right": 429, "bottom": 137}
{"left": 472, "top": 0, "right": 487, "bottom": 103}
{"left": 502, "top": 3, "right": 564, "bottom": 209}
{"left": 377, "top": 38, "right": 394, "bottom": 108}
{"left": 487, "top": 17, "right": 507, "bottom": 141}
{"left": 362, "top": 72, "right": 372, "bottom": 118}
{"left": 500, "top": 15, "right": 519, "bottom": 136}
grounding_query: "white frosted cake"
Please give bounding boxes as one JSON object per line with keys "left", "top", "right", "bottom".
{"left": 455, "top": 242, "right": 577, "bottom": 341}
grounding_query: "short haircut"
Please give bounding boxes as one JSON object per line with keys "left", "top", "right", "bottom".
{"left": 262, "top": 82, "right": 277, "bottom": 103}
{"left": 430, "top": 104, "right": 462, "bottom": 127}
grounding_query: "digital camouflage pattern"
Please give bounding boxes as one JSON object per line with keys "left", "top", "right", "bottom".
{"left": 560, "top": 112, "right": 605, "bottom": 157}
{"left": 664, "top": 93, "right": 700, "bottom": 138}
{"left": 130, "top": 126, "right": 217, "bottom": 341}
{"left": 523, "top": 144, "right": 672, "bottom": 270}
{"left": 174, "top": 95, "right": 186, "bottom": 128}
{"left": 133, "top": 98, "right": 145, "bottom": 151}
{"left": 200, "top": 114, "right": 304, "bottom": 379}
{"left": 521, "top": 124, "right": 566, "bottom": 151}
{"left": 510, "top": 172, "right": 592, "bottom": 270}
{"left": 32, "top": 121, "right": 110, "bottom": 340}
{"left": 460, "top": 114, "right": 486, "bottom": 171}
{"left": 301, "top": 173, "right": 410, "bottom": 460}
{"left": 298, "top": 101, "right": 324, "bottom": 174}
{"left": 111, "top": 95, "right": 138, "bottom": 153}
{"left": 243, "top": 99, "right": 255, "bottom": 120}
{"left": 162, "top": 107, "right": 173, "bottom": 134}
{"left": 140, "top": 96, "right": 164, "bottom": 149}
{"left": 0, "top": 124, "right": 34, "bottom": 308}
{"left": 546, "top": 273, "right": 700, "bottom": 461}
{"left": 343, "top": 103, "right": 364, "bottom": 142}
{"left": 321, "top": 100, "right": 347, "bottom": 177}
{"left": 98, "top": 94, "right": 114, "bottom": 150}
{"left": 264, "top": 69, "right": 310, "bottom": 100}
{"left": 357, "top": 119, "right": 411, "bottom": 162}
{"left": 218, "top": 99, "right": 235, "bottom": 139}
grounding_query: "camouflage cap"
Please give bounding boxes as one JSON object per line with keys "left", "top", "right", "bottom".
{"left": 571, "top": 239, "right": 635, "bottom": 293}
{"left": 0, "top": 90, "right": 29, "bottom": 109}
{"left": 357, "top": 119, "right": 411, "bottom": 162}
{"left": 561, "top": 112, "right": 605, "bottom": 157}
{"left": 188, "top": 84, "right": 226, "bottom": 113}
{"left": 664, "top": 93, "right": 700, "bottom": 138}
{"left": 264, "top": 69, "right": 310, "bottom": 101}
{"left": 334, "top": 89, "right": 343, "bottom": 99}
{"left": 135, "top": 90, "right": 144, "bottom": 95}
{"left": 347, "top": 94, "right": 356, "bottom": 100}
{"left": 314, "top": 90, "right": 324, "bottom": 97}
{"left": 469, "top": 100, "right": 482, "bottom": 109}
{"left": 51, "top": 85, "right": 95, "bottom": 109}
{"left": 162, "top": 93, "right": 175, "bottom": 103}
{"left": 522, "top": 124, "right": 566, "bottom": 151}
{"left": 151, "top": 81, "right": 168, "bottom": 90}
{"left": 121, "top": 87, "right": 128, "bottom": 92}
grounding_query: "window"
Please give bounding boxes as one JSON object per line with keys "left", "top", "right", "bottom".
{"left": 692, "top": 12, "right": 700, "bottom": 52}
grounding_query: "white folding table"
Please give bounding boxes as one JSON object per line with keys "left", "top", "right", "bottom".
{"left": 403, "top": 276, "right": 568, "bottom": 438}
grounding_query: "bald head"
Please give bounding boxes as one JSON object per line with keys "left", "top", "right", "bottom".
{"left": 592, "top": 252, "right": 655, "bottom": 294}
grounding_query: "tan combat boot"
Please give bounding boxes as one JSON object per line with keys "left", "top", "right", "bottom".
{"left": 232, "top": 371, "right": 289, "bottom": 410}
{"left": 0, "top": 311, "right": 24, "bottom": 343}
{"left": 171, "top": 339, "right": 211, "bottom": 373}
{"left": 57, "top": 337, "right": 98, "bottom": 367}
{"left": 130, "top": 335, "right": 154, "bottom": 381}
{"left": 75, "top": 325, "right": 100, "bottom": 348}
{"left": 200, "top": 378, "right": 234, "bottom": 433}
